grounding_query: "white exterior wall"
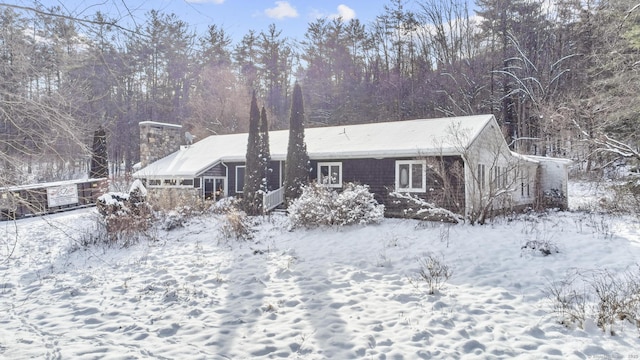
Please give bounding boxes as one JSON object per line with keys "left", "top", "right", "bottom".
{"left": 533, "top": 157, "right": 570, "bottom": 209}
{"left": 463, "top": 119, "right": 523, "bottom": 217}
{"left": 509, "top": 160, "right": 539, "bottom": 208}
{"left": 536, "top": 159, "right": 569, "bottom": 195}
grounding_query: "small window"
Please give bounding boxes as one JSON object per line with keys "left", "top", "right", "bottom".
{"left": 520, "top": 168, "right": 530, "bottom": 197}
{"left": 148, "top": 179, "right": 161, "bottom": 186}
{"left": 395, "top": 160, "right": 426, "bottom": 192}
{"left": 318, "top": 162, "right": 342, "bottom": 188}
{"left": 194, "top": 178, "right": 201, "bottom": 188}
{"left": 502, "top": 167, "right": 508, "bottom": 188}
{"left": 179, "top": 179, "right": 194, "bottom": 186}
{"left": 236, "top": 166, "right": 246, "bottom": 193}
{"left": 163, "top": 179, "right": 177, "bottom": 186}
{"left": 477, "top": 164, "right": 486, "bottom": 191}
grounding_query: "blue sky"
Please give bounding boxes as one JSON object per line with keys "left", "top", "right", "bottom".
{"left": 21, "top": 0, "right": 396, "bottom": 43}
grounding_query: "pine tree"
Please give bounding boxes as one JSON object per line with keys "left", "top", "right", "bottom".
{"left": 243, "top": 91, "right": 262, "bottom": 215}
{"left": 90, "top": 126, "right": 108, "bottom": 179}
{"left": 284, "top": 82, "right": 310, "bottom": 204}
{"left": 259, "top": 106, "right": 271, "bottom": 193}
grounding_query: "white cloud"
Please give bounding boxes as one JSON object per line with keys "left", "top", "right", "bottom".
{"left": 330, "top": 4, "right": 356, "bottom": 21}
{"left": 265, "top": 1, "right": 299, "bottom": 20}
{"left": 186, "top": 0, "right": 225, "bottom": 4}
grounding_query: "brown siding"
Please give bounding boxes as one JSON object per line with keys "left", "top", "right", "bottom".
{"left": 310, "top": 156, "right": 465, "bottom": 215}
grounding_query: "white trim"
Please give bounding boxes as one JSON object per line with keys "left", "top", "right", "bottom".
{"left": 235, "top": 165, "right": 246, "bottom": 193}
{"left": 395, "top": 160, "right": 427, "bottom": 193}
{"left": 317, "top": 162, "right": 343, "bottom": 188}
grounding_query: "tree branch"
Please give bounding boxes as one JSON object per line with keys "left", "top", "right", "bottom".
{"left": 0, "top": 3, "right": 140, "bottom": 35}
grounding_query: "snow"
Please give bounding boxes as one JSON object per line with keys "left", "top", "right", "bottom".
{"left": 1, "top": 182, "right": 640, "bottom": 359}
{"left": 133, "top": 115, "right": 494, "bottom": 178}
{"left": 129, "top": 179, "right": 148, "bottom": 197}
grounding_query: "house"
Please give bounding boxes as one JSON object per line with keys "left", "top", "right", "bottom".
{"left": 132, "top": 115, "right": 571, "bottom": 218}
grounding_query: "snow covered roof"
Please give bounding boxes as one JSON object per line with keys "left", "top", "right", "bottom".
{"left": 521, "top": 154, "right": 573, "bottom": 165}
{"left": 133, "top": 114, "right": 496, "bottom": 178}
{"left": 139, "top": 121, "right": 182, "bottom": 129}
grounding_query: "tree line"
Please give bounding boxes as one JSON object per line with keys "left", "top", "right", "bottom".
{"left": 1, "top": 0, "right": 639, "bottom": 185}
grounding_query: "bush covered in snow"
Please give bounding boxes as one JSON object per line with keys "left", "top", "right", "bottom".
{"left": 388, "top": 191, "right": 462, "bottom": 223}
{"left": 288, "top": 182, "right": 384, "bottom": 228}
{"left": 96, "top": 179, "right": 153, "bottom": 245}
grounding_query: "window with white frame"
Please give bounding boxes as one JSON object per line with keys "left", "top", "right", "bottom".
{"left": 236, "top": 166, "right": 245, "bottom": 193}
{"left": 395, "top": 160, "right": 426, "bottom": 192}
{"left": 318, "top": 162, "right": 342, "bottom": 188}
{"left": 477, "top": 164, "right": 486, "bottom": 191}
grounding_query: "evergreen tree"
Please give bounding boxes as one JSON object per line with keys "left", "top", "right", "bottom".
{"left": 284, "top": 82, "right": 310, "bottom": 204}
{"left": 258, "top": 106, "right": 271, "bottom": 193}
{"left": 90, "top": 126, "right": 108, "bottom": 179}
{"left": 243, "top": 91, "right": 262, "bottom": 215}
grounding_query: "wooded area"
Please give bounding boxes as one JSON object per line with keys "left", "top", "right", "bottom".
{"left": 1, "top": 0, "right": 639, "bottom": 186}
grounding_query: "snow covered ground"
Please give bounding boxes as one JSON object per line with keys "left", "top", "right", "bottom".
{"left": 1, "top": 181, "right": 640, "bottom": 359}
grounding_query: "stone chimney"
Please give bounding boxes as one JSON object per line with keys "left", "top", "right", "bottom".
{"left": 139, "top": 121, "right": 183, "bottom": 168}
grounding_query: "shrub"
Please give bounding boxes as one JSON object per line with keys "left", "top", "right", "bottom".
{"left": 160, "top": 211, "right": 185, "bottom": 231}
{"left": 220, "top": 210, "right": 253, "bottom": 241}
{"left": 210, "top": 197, "right": 244, "bottom": 215}
{"left": 546, "top": 267, "right": 640, "bottom": 335}
{"left": 146, "top": 187, "right": 207, "bottom": 214}
{"left": 96, "top": 179, "right": 153, "bottom": 245}
{"left": 411, "top": 254, "right": 453, "bottom": 295}
{"left": 605, "top": 179, "right": 640, "bottom": 217}
{"left": 387, "top": 191, "right": 462, "bottom": 223}
{"left": 545, "top": 272, "right": 588, "bottom": 329}
{"left": 521, "top": 239, "right": 559, "bottom": 256}
{"left": 288, "top": 182, "right": 384, "bottom": 228}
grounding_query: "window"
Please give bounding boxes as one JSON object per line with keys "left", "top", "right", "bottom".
{"left": 147, "top": 179, "right": 161, "bottom": 186}
{"left": 395, "top": 160, "right": 426, "bottom": 192}
{"left": 194, "top": 178, "right": 201, "bottom": 189}
{"left": 502, "top": 167, "right": 508, "bottom": 188}
{"left": 179, "top": 179, "right": 194, "bottom": 186}
{"left": 491, "top": 166, "right": 506, "bottom": 190}
{"left": 520, "top": 168, "right": 530, "bottom": 197}
{"left": 491, "top": 166, "right": 499, "bottom": 191}
{"left": 163, "top": 179, "right": 177, "bottom": 186}
{"left": 477, "top": 164, "right": 486, "bottom": 191}
{"left": 318, "top": 162, "right": 342, "bottom": 188}
{"left": 236, "top": 166, "right": 245, "bottom": 193}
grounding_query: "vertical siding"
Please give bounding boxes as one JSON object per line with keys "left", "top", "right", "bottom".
{"left": 309, "top": 156, "right": 465, "bottom": 214}
{"left": 200, "top": 163, "right": 227, "bottom": 177}
{"left": 226, "top": 161, "right": 282, "bottom": 197}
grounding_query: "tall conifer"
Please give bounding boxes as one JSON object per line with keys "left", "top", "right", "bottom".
{"left": 284, "top": 82, "right": 309, "bottom": 203}
{"left": 259, "top": 106, "right": 271, "bottom": 193}
{"left": 90, "top": 126, "right": 108, "bottom": 179}
{"left": 243, "top": 91, "right": 262, "bottom": 215}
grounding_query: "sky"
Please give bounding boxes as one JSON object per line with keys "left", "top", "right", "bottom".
{"left": 15, "top": 0, "right": 397, "bottom": 43}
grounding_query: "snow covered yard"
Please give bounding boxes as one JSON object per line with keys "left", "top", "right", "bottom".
{"left": 1, "top": 182, "right": 640, "bottom": 359}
